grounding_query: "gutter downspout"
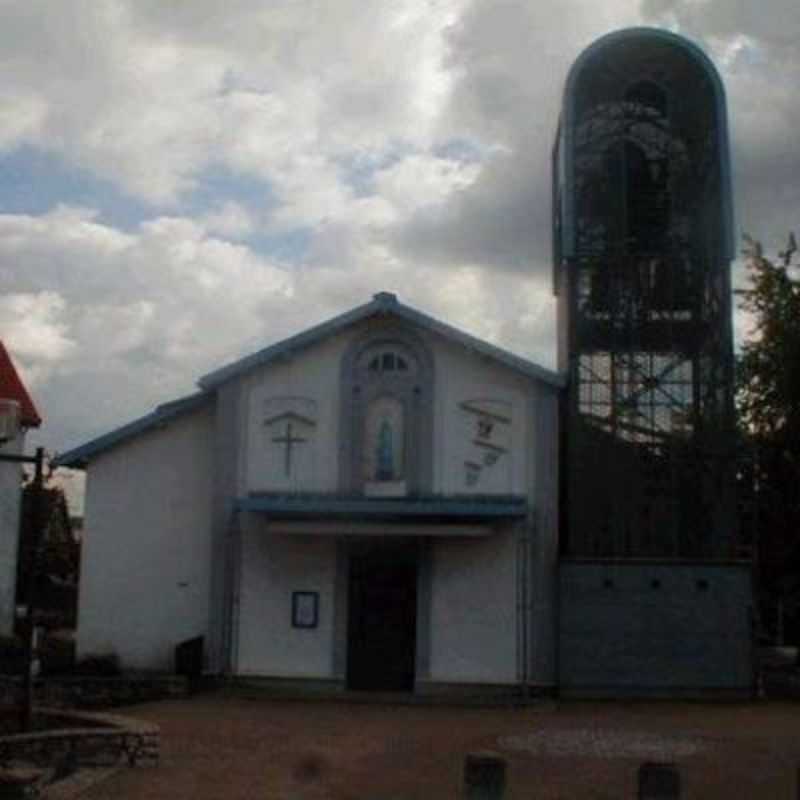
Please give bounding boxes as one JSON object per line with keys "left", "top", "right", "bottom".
{"left": 516, "top": 523, "right": 524, "bottom": 689}
{"left": 222, "top": 509, "right": 241, "bottom": 675}
{"left": 523, "top": 510, "right": 536, "bottom": 697}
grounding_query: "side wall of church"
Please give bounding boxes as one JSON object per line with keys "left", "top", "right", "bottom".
{"left": 78, "top": 404, "right": 215, "bottom": 670}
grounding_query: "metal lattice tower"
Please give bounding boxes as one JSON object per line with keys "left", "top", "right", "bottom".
{"left": 553, "top": 29, "right": 737, "bottom": 558}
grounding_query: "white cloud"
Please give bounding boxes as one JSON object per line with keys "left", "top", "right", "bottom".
{"left": 199, "top": 202, "right": 255, "bottom": 240}
{"left": 0, "top": 198, "right": 562, "bottom": 453}
{"left": 0, "top": 0, "right": 467, "bottom": 214}
{"left": 640, "top": 0, "right": 800, "bottom": 244}
{"left": 0, "top": 292, "right": 75, "bottom": 366}
{"left": 0, "top": 90, "right": 46, "bottom": 149}
{"left": 0, "top": 0, "right": 797, "bottom": 461}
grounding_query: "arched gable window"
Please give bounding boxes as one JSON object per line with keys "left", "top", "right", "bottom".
{"left": 367, "top": 349, "right": 412, "bottom": 374}
{"left": 339, "top": 328, "right": 433, "bottom": 495}
{"left": 362, "top": 344, "right": 417, "bottom": 377}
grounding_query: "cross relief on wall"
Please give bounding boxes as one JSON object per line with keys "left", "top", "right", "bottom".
{"left": 261, "top": 396, "right": 317, "bottom": 490}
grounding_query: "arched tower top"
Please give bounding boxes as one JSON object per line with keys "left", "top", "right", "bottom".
{"left": 563, "top": 27, "right": 728, "bottom": 119}
{"left": 555, "top": 27, "right": 734, "bottom": 264}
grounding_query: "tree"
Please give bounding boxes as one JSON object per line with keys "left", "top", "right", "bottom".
{"left": 16, "top": 480, "right": 80, "bottom": 631}
{"left": 737, "top": 234, "right": 800, "bottom": 644}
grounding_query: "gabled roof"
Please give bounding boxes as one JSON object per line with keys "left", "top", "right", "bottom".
{"left": 0, "top": 342, "right": 41, "bottom": 427}
{"left": 53, "top": 392, "right": 208, "bottom": 469}
{"left": 54, "top": 292, "right": 564, "bottom": 469}
{"left": 199, "top": 292, "right": 565, "bottom": 390}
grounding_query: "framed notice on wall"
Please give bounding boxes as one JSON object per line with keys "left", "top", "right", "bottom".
{"left": 291, "top": 591, "right": 319, "bottom": 629}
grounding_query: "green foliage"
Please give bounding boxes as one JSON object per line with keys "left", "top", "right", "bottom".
{"left": 738, "top": 234, "right": 800, "bottom": 441}
{"left": 737, "top": 234, "right": 800, "bottom": 642}
{"left": 16, "top": 481, "right": 80, "bottom": 630}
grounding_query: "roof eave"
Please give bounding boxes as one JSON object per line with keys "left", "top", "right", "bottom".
{"left": 198, "top": 293, "right": 566, "bottom": 391}
{"left": 53, "top": 392, "right": 210, "bottom": 469}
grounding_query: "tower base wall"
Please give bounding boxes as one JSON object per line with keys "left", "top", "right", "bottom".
{"left": 558, "top": 560, "right": 754, "bottom": 697}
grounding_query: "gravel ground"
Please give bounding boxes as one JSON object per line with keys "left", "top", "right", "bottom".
{"left": 75, "top": 691, "right": 800, "bottom": 799}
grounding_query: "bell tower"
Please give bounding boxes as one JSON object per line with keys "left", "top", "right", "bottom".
{"left": 554, "top": 27, "right": 736, "bottom": 559}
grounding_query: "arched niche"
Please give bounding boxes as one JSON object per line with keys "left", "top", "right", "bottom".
{"left": 339, "top": 326, "right": 434, "bottom": 495}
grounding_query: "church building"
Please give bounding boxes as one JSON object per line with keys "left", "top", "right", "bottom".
{"left": 57, "top": 291, "right": 562, "bottom": 693}
{"left": 57, "top": 27, "right": 754, "bottom": 697}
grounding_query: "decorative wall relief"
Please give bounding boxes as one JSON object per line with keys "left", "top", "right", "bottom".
{"left": 262, "top": 396, "right": 317, "bottom": 490}
{"left": 339, "top": 327, "right": 434, "bottom": 496}
{"left": 459, "top": 399, "right": 512, "bottom": 492}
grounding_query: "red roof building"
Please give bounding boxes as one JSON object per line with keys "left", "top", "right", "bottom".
{"left": 0, "top": 342, "right": 41, "bottom": 428}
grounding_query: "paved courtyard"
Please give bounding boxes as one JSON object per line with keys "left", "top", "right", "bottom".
{"left": 80, "top": 691, "right": 799, "bottom": 799}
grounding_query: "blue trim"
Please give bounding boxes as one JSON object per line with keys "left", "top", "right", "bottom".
{"left": 560, "top": 26, "right": 734, "bottom": 262}
{"left": 199, "top": 292, "right": 565, "bottom": 391}
{"left": 236, "top": 493, "right": 528, "bottom": 520}
{"left": 53, "top": 392, "right": 210, "bottom": 468}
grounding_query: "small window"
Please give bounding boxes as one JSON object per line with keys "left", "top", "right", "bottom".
{"left": 362, "top": 346, "right": 416, "bottom": 375}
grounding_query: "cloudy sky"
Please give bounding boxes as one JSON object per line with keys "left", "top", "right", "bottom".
{"left": 1, "top": 0, "right": 799, "bottom": 483}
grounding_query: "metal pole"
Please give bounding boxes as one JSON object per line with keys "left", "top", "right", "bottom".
{"left": 21, "top": 447, "right": 44, "bottom": 732}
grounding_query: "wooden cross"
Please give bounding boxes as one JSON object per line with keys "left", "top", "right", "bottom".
{"left": 272, "top": 422, "right": 307, "bottom": 477}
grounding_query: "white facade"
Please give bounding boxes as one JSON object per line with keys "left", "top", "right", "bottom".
{"left": 66, "top": 296, "right": 561, "bottom": 690}
{"left": 236, "top": 526, "right": 337, "bottom": 678}
{"left": 78, "top": 405, "right": 214, "bottom": 669}
{"left": 427, "top": 529, "right": 518, "bottom": 684}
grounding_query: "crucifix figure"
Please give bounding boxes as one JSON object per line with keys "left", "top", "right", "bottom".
{"left": 272, "top": 421, "right": 307, "bottom": 477}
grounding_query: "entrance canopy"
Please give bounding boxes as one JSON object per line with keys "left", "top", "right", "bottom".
{"left": 236, "top": 494, "right": 527, "bottom": 537}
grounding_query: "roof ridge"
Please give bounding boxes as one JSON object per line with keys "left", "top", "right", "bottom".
{"left": 199, "top": 293, "right": 564, "bottom": 390}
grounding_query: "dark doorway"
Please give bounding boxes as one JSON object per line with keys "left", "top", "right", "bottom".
{"left": 347, "top": 540, "right": 417, "bottom": 691}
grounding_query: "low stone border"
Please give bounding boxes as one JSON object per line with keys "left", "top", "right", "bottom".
{"left": 0, "top": 708, "right": 159, "bottom": 797}
{"left": 0, "top": 675, "right": 188, "bottom": 710}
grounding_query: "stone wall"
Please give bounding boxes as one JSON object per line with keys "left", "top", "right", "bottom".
{"left": 0, "top": 675, "right": 188, "bottom": 710}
